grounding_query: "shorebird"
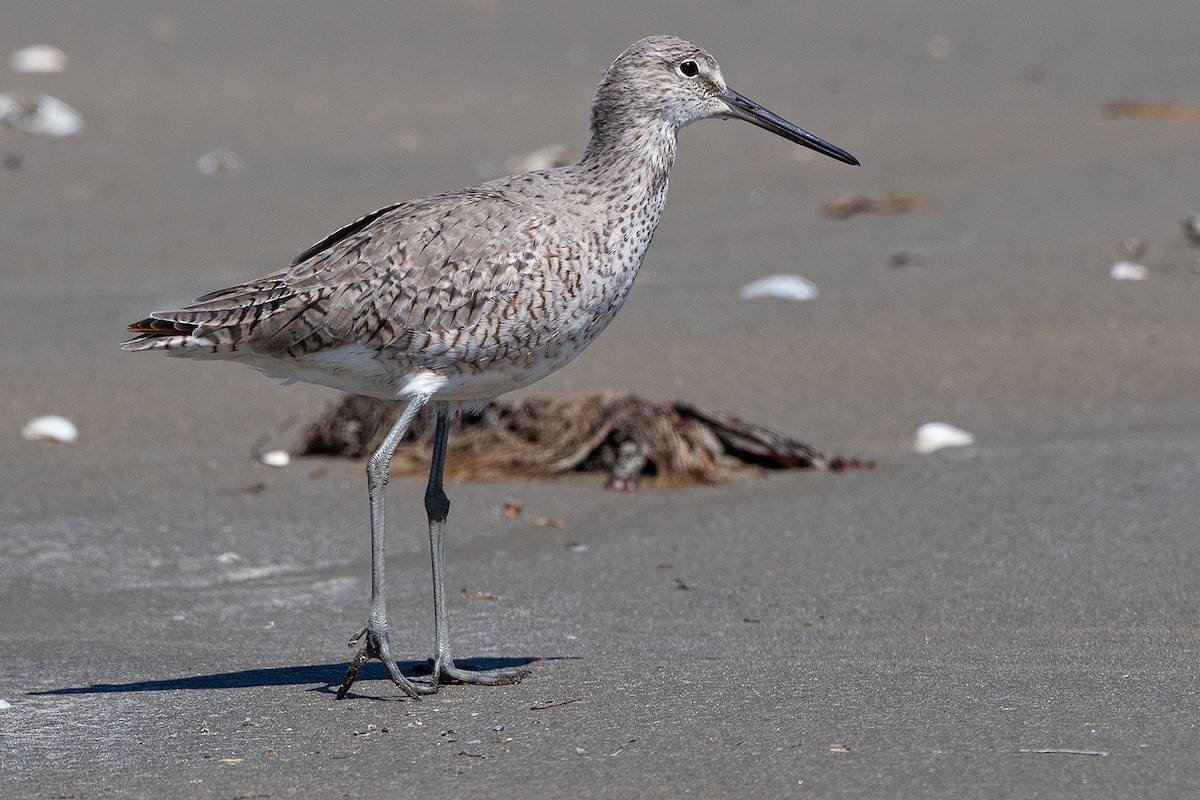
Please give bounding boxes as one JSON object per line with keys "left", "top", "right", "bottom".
{"left": 123, "top": 35, "right": 858, "bottom": 699}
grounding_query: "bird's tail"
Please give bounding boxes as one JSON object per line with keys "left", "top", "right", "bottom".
{"left": 122, "top": 312, "right": 242, "bottom": 354}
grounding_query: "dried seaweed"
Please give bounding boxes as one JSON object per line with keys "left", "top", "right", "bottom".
{"left": 298, "top": 392, "right": 871, "bottom": 490}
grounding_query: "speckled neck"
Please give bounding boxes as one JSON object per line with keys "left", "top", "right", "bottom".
{"left": 580, "top": 102, "right": 678, "bottom": 203}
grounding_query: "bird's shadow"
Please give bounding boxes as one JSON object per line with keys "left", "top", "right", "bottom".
{"left": 29, "top": 656, "right": 568, "bottom": 699}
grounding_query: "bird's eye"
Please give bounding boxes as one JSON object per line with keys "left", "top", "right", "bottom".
{"left": 677, "top": 59, "right": 700, "bottom": 78}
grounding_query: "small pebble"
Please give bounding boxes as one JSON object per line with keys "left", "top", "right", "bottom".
{"left": 1119, "top": 238, "right": 1148, "bottom": 260}
{"left": 1110, "top": 261, "right": 1148, "bottom": 281}
{"left": 888, "top": 250, "right": 926, "bottom": 268}
{"left": 216, "top": 552, "right": 242, "bottom": 564}
{"left": 1180, "top": 211, "right": 1200, "bottom": 246}
{"left": 22, "top": 415, "right": 78, "bottom": 443}
{"left": 739, "top": 274, "right": 819, "bottom": 301}
{"left": 914, "top": 422, "right": 974, "bottom": 453}
{"left": 9, "top": 45, "right": 67, "bottom": 74}
{"left": 258, "top": 450, "right": 290, "bottom": 467}
{"left": 0, "top": 699, "right": 12, "bottom": 710}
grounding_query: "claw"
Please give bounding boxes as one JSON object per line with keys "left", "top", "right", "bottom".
{"left": 432, "top": 658, "right": 531, "bottom": 686}
{"left": 346, "top": 626, "right": 368, "bottom": 649}
{"left": 336, "top": 625, "right": 434, "bottom": 700}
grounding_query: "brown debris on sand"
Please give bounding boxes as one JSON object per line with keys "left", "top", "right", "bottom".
{"left": 1103, "top": 99, "right": 1200, "bottom": 122}
{"left": 821, "top": 191, "right": 935, "bottom": 220}
{"left": 298, "top": 392, "right": 871, "bottom": 491}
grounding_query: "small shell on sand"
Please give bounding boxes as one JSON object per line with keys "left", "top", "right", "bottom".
{"left": 0, "top": 93, "right": 82, "bottom": 136}
{"left": 9, "top": 45, "right": 67, "bottom": 73}
{"left": 258, "top": 450, "right": 290, "bottom": 467}
{"left": 1110, "top": 261, "right": 1148, "bottom": 281}
{"left": 914, "top": 422, "right": 974, "bottom": 453}
{"left": 22, "top": 415, "right": 78, "bottom": 443}
{"left": 739, "top": 274, "right": 819, "bottom": 301}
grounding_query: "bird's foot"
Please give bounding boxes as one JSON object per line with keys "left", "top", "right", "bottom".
{"left": 431, "top": 656, "right": 530, "bottom": 686}
{"left": 337, "top": 624, "right": 438, "bottom": 700}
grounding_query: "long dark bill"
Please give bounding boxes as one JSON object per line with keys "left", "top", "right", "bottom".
{"left": 720, "top": 88, "right": 859, "bottom": 166}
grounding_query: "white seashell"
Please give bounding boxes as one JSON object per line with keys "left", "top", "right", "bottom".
{"left": 0, "top": 698, "right": 12, "bottom": 710}
{"left": 21, "top": 415, "right": 78, "bottom": 443}
{"left": 0, "top": 93, "right": 82, "bottom": 136}
{"left": 216, "top": 552, "right": 242, "bottom": 564}
{"left": 739, "top": 274, "right": 819, "bottom": 301}
{"left": 258, "top": 449, "right": 290, "bottom": 467}
{"left": 914, "top": 422, "right": 974, "bottom": 453}
{"left": 9, "top": 45, "right": 67, "bottom": 74}
{"left": 1110, "top": 261, "right": 1148, "bottom": 281}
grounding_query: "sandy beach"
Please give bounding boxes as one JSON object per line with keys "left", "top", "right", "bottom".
{"left": 3, "top": 1, "right": 1198, "bottom": 796}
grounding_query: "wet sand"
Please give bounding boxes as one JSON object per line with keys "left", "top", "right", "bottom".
{"left": 3, "top": 1, "right": 1198, "bottom": 796}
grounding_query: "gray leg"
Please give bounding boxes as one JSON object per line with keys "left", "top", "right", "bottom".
{"left": 426, "top": 403, "right": 530, "bottom": 686}
{"left": 337, "top": 393, "right": 438, "bottom": 700}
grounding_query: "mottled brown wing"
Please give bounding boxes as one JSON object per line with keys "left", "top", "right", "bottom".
{"left": 135, "top": 189, "right": 554, "bottom": 357}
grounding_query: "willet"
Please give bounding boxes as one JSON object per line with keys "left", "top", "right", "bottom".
{"left": 123, "top": 35, "right": 859, "bottom": 699}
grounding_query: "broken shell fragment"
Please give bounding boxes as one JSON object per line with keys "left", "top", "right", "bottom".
{"left": 739, "top": 274, "right": 819, "bottom": 301}
{"left": 0, "top": 93, "right": 82, "bottom": 136}
{"left": 914, "top": 422, "right": 974, "bottom": 453}
{"left": 22, "top": 415, "right": 78, "bottom": 443}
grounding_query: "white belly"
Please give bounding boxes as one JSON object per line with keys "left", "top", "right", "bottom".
{"left": 223, "top": 328, "right": 600, "bottom": 403}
